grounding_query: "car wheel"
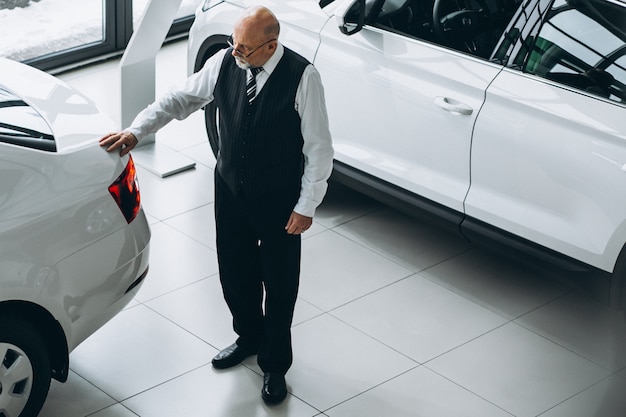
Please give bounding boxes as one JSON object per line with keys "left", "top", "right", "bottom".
{"left": 197, "top": 40, "right": 229, "bottom": 159}
{"left": 611, "top": 245, "right": 626, "bottom": 311}
{"left": 204, "top": 101, "right": 219, "bottom": 158}
{"left": 0, "top": 318, "right": 51, "bottom": 417}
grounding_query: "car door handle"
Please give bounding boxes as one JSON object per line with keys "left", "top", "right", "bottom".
{"left": 434, "top": 96, "right": 473, "bottom": 116}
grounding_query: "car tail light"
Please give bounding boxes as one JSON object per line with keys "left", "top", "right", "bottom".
{"left": 108, "top": 155, "right": 141, "bottom": 223}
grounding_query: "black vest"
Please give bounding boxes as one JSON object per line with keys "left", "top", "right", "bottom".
{"left": 214, "top": 47, "right": 309, "bottom": 198}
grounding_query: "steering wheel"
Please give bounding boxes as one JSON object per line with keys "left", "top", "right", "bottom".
{"left": 432, "top": 0, "right": 493, "bottom": 55}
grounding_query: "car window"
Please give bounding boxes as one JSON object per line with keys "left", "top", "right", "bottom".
{"left": 0, "top": 87, "right": 55, "bottom": 152}
{"left": 367, "top": 0, "right": 438, "bottom": 41}
{"left": 367, "top": 0, "right": 520, "bottom": 59}
{"left": 522, "top": 0, "right": 626, "bottom": 104}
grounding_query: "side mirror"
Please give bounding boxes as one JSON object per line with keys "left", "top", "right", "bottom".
{"left": 335, "top": 0, "right": 365, "bottom": 35}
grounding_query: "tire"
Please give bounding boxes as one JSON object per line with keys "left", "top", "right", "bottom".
{"left": 197, "top": 40, "right": 228, "bottom": 159}
{"left": 611, "top": 245, "right": 626, "bottom": 311}
{"left": 0, "top": 317, "right": 51, "bottom": 417}
{"left": 204, "top": 101, "right": 219, "bottom": 158}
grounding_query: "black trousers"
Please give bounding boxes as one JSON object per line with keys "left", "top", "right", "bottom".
{"left": 214, "top": 172, "right": 301, "bottom": 374}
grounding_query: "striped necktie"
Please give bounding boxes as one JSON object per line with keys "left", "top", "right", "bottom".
{"left": 246, "top": 66, "right": 263, "bottom": 104}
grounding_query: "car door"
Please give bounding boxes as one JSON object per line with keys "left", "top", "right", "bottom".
{"left": 315, "top": 0, "right": 503, "bottom": 212}
{"left": 465, "top": 0, "right": 626, "bottom": 271}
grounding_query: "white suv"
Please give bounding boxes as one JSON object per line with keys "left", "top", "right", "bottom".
{"left": 188, "top": 0, "right": 626, "bottom": 308}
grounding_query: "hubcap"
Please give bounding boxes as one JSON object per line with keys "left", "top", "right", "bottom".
{"left": 0, "top": 343, "right": 32, "bottom": 417}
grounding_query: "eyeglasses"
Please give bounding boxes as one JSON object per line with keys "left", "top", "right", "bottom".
{"left": 227, "top": 34, "right": 276, "bottom": 58}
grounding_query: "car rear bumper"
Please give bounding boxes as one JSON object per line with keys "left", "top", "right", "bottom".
{"left": 49, "top": 209, "right": 151, "bottom": 351}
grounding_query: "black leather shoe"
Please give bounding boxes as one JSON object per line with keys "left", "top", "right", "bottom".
{"left": 211, "top": 343, "right": 256, "bottom": 369}
{"left": 261, "top": 372, "right": 287, "bottom": 404}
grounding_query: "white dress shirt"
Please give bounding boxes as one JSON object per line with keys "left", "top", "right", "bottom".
{"left": 127, "top": 44, "right": 334, "bottom": 217}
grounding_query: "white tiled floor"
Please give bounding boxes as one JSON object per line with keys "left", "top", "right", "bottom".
{"left": 43, "top": 40, "right": 626, "bottom": 417}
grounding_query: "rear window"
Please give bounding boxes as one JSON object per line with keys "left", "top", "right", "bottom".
{"left": 0, "top": 87, "right": 56, "bottom": 152}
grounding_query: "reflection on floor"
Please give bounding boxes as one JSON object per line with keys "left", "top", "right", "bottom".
{"left": 46, "top": 40, "right": 626, "bottom": 417}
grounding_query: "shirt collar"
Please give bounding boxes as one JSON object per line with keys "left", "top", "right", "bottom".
{"left": 257, "top": 43, "right": 283, "bottom": 76}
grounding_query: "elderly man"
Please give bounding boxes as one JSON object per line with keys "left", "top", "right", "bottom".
{"left": 100, "top": 5, "right": 333, "bottom": 404}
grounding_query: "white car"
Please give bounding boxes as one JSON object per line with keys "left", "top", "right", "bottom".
{"left": 0, "top": 57, "right": 150, "bottom": 417}
{"left": 188, "top": 0, "right": 626, "bottom": 308}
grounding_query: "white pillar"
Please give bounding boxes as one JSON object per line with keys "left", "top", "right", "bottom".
{"left": 120, "top": 0, "right": 195, "bottom": 177}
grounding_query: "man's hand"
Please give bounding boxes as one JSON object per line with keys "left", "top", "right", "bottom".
{"left": 99, "top": 131, "right": 138, "bottom": 156}
{"left": 285, "top": 211, "right": 312, "bottom": 235}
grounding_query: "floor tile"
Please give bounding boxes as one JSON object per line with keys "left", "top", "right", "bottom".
{"left": 154, "top": 110, "right": 206, "bottom": 152}
{"left": 299, "top": 231, "right": 413, "bottom": 311}
{"left": 69, "top": 304, "right": 216, "bottom": 401}
{"left": 314, "top": 182, "right": 382, "bottom": 229}
{"left": 145, "top": 275, "right": 235, "bottom": 351}
{"left": 123, "top": 297, "right": 140, "bottom": 310}
{"left": 326, "top": 366, "right": 513, "bottom": 417}
{"left": 332, "top": 275, "right": 507, "bottom": 363}
{"left": 88, "top": 403, "right": 139, "bottom": 417}
{"left": 516, "top": 292, "right": 626, "bottom": 371}
{"left": 293, "top": 298, "right": 325, "bottom": 326}
{"left": 427, "top": 322, "right": 611, "bottom": 417}
{"left": 421, "top": 248, "right": 571, "bottom": 319}
{"left": 180, "top": 141, "right": 216, "bottom": 169}
{"left": 334, "top": 207, "right": 472, "bottom": 272}
{"left": 289, "top": 314, "right": 417, "bottom": 411}
{"left": 538, "top": 374, "right": 626, "bottom": 417}
{"left": 164, "top": 203, "right": 216, "bottom": 250}
{"left": 135, "top": 221, "right": 219, "bottom": 302}
{"left": 42, "top": 371, "right": 116, "bottom": 417}
{"left": 301, "top": 220, "right": 329, "bottom": 239}
{"left": 122, "top": 363, "right": 320, "bottom": 417}
{"left": 136, "top": 163, "right": 214, "bottom": 221}
{"left": 145, "top": 212, "right": 159, "bottom": 225}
